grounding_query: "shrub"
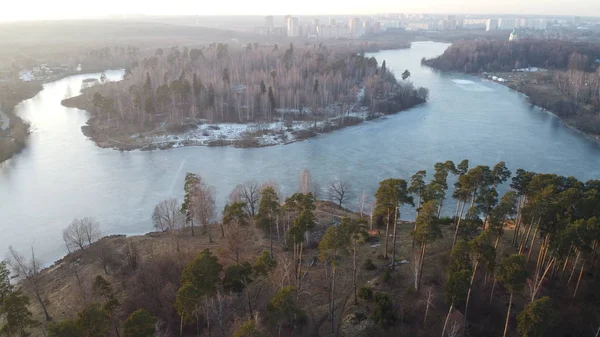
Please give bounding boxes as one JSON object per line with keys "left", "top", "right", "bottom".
{"left": 358, "top": 286, "right": 374, "bottom": 302}
{"left": 382, "top": 269, "right": 391, "bottom": 283}
{"left": 373, "top": 292, "right": 396, "bottom": 327}
{"left": 362, "top": 258, "right": 376, "bottom": 271}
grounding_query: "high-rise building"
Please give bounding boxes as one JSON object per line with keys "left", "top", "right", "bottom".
{"left": 463, "top": 19, "right": 487, "bottom": 30}
{"left": 349, "top": 18, "right": 364, "bottom": 38}
{"left": 286, "top": 16, "right": 300, "bottom": 37}
{"left": 486, "top": 18, "right": 498, "bottom": 31}
{"left": 265, "top": 16, "right": 274, "bottom": 29}
{"left": 498, "top": 18, "right": 518, "bottom": 30}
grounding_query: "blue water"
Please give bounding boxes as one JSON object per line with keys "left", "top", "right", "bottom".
{"left": 1, "top": 41, "right": 599, "bottom": 262}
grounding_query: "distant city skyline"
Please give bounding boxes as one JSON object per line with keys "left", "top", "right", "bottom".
{"left": 1, "top": 0, "right": 600, "bottom": 21}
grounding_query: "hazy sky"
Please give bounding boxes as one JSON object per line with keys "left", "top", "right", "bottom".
{"left": 1, "top": 0, "right": 599, "bottom": 21}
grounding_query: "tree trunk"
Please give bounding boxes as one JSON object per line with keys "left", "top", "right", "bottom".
{"left": 384, "top": 210, "right": 391, "bottom": 259}
{"left": 297, "top": 241, "right": 304, "bottom": 288}
{"left": 503, "top": 292, "right": 513, "bottom": 337}
{"left": 526, "top": 222, "right": 540, "bottom": 264}
{"left": 206, "top": 222, "right": 213, "bottom": 243}
{"left": 531, "top": 258, "right": 554, "bottom": 302}
{"left": 441, "top": 304, "right": 454, "bottom": 337}
{"left": 463, "top": 260, "right": 479, "bottom": 335}
{"left": 330, "top": 265, "right": 336, "bottom": 333}
{"left": 391, "top": 207, "right": 399, "bottom": 270}
{"left": 417, "top": 242, "right": 427, "bottom": 291}
{"left": 205, "top": 299, "right": 211, "bottom": 337}
{"left": 191, "top": 218, "right": 195, "bottom": 236}
{"left": 512, "top": 196, "right": 525, "bottom": 246}
{"left": 452, "top": 199, "right": 468, "bottom": 247}
{"left": 245, "top": 287, "right": 253, "bottom": 320}
{"left": 568, "top": 250, "right": 581, "bottom": 285}
{"left": 572, "top": 261, "right": 585, "bottom": 303}
{"left": 489, "top": 278, "right": 497, "bottom": 304}
{"left": 353, "top": 242, "right": 358, "bottom": 304}
{"left": 34, "top": 288, "right": 52, "bottom": 321}
{"left": 424, "top": 297, "right": 430, "bottom": 325}
{"left": 270, "top": 219, "right": 274, "bottom": 258}
{"left": 519, "top": 218, "right": 535, "bottom": 255}
{"left": 591, "top": 240, "right": 598, "bottom": 277}
{"left": 220, "top": 223, "right": 225, "bottom": 238}
{"left": 559, "top": 253, "right": 571, "bottom": 284}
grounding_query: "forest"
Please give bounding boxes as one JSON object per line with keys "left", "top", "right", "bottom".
{"left": 423, "top": 39, "right": 600, "bottom": 73}
{"left": 424, "top": 39, "right": 600, "bottom": 136}
{"left": 67, "top": 42, "right": 427, "bottom": 147}
{"left": 2, "top": 160, "right": 600, "bottom": 337}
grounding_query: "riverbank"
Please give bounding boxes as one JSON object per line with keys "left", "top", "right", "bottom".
{"left": 0, "top": 68, "right": 118, "bottom": 163}
{"left": 0, "top": 81, "right": 43, "bottom": 163}
{"left": 423, "top": 61, "right": 600, "bottom": 142}
{"left": 478, "top": 71, "right": 600, "bottom": 143}
{"left": 62, "top": 92, "right": 427, "bottom": 151}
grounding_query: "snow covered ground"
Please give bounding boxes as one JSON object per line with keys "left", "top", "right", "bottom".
{"left": 148, "top": 120, "right": 314, "bottom": 148}
{"left": 139, "top": 85, "right": 383, "bottom": 149}
{"left": 144, "top": 111, "right": 376, "bottom": 149}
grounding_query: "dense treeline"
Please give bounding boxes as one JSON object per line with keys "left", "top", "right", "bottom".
{"left": 423, "top": 39, "right": 600, "bottom": 73}
{"left": 4, "top": 160, "right": 600, "bottom": 337}
{"left": 78, "top": 43, "right": 426, "bottom": 136}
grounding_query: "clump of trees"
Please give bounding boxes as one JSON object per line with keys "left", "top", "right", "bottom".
{"left": 7, "top": 161, "right": 600, "bottom": 337}
{"left": 77, "top": 43, "right": 427, "bottom": 137}
{"left": 62, "top": 217, "right": 102, "bottom": 252}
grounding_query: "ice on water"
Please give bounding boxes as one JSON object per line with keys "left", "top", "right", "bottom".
{"left": 451, "top": 79, "right": 495, "bottom": 92}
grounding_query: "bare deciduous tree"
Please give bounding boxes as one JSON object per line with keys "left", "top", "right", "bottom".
{"left": 209, "top": 291, "right": 235, "bottom": 336}
{"left": 270, "top": 253, "right": 293, "bottom": 290}
{"left": 424, "top": 286, "right": 435, "bottom": 325}
{"left": 7, "top": 245, "right": 52, "bottom": 321}
{"left": 63, "top": 220, "right": 87, "bottom": 251}
{"left": 63, "top": 217, "right": 101, "bottom": 251}
{"left": 219, "top": 221, "right": 254, "bottom": 264}
{"left": 154, "top": 319, "right": 173, "bottom": 337}
{"left": 359, "top": 190, "right": 367, "bottom": 217}
{"left": 327, "top": 180, "right": 354, "bottom": 208}
{"left": 194, "top": 177, "right": 216, "bottom": 243}
{"left": 125, "top": 240, "right": 139, "bottom": 270}
{"left": 229, "top": 180, "right": 261, "bottom": 216}
{"left": 411, "top": 249, "right": 423, "bottom": 292}
{"left": 80, "top": 217, "right": 102, "bottom": 246}
{"left": 152, "top": 199, "right": 181, "bottom": 232}
{"left": 98, "top": 240, "right": 115, "bottom": 275}
{"left": 152, "top": 198, "right": 185, "bottom": 251}
{"left": 299, "top": 168, "right": 312, "bottom": 194}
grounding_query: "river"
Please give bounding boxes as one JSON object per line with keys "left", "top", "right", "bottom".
{"left": 2, "top": 41, "right": 600, "bottom": 262}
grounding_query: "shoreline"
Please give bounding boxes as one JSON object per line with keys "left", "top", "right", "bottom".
{"left": 80, "top": 107, "right": 424, "bottom": 151}
{"left": 422, "top": 62, "right": 600, "bottom": 144}
{"left": 0, "top": 68, "right": 116, "bottom": 164}
{"left": 63, "top": 94, "right": 426, "bottom": 152}
{"left": 482, "top": 75, "right": 600, "bottom": 144}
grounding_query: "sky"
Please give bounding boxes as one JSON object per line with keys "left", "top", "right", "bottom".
{"left": 0, "top": 0, "right": 599, "bottom": 21}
